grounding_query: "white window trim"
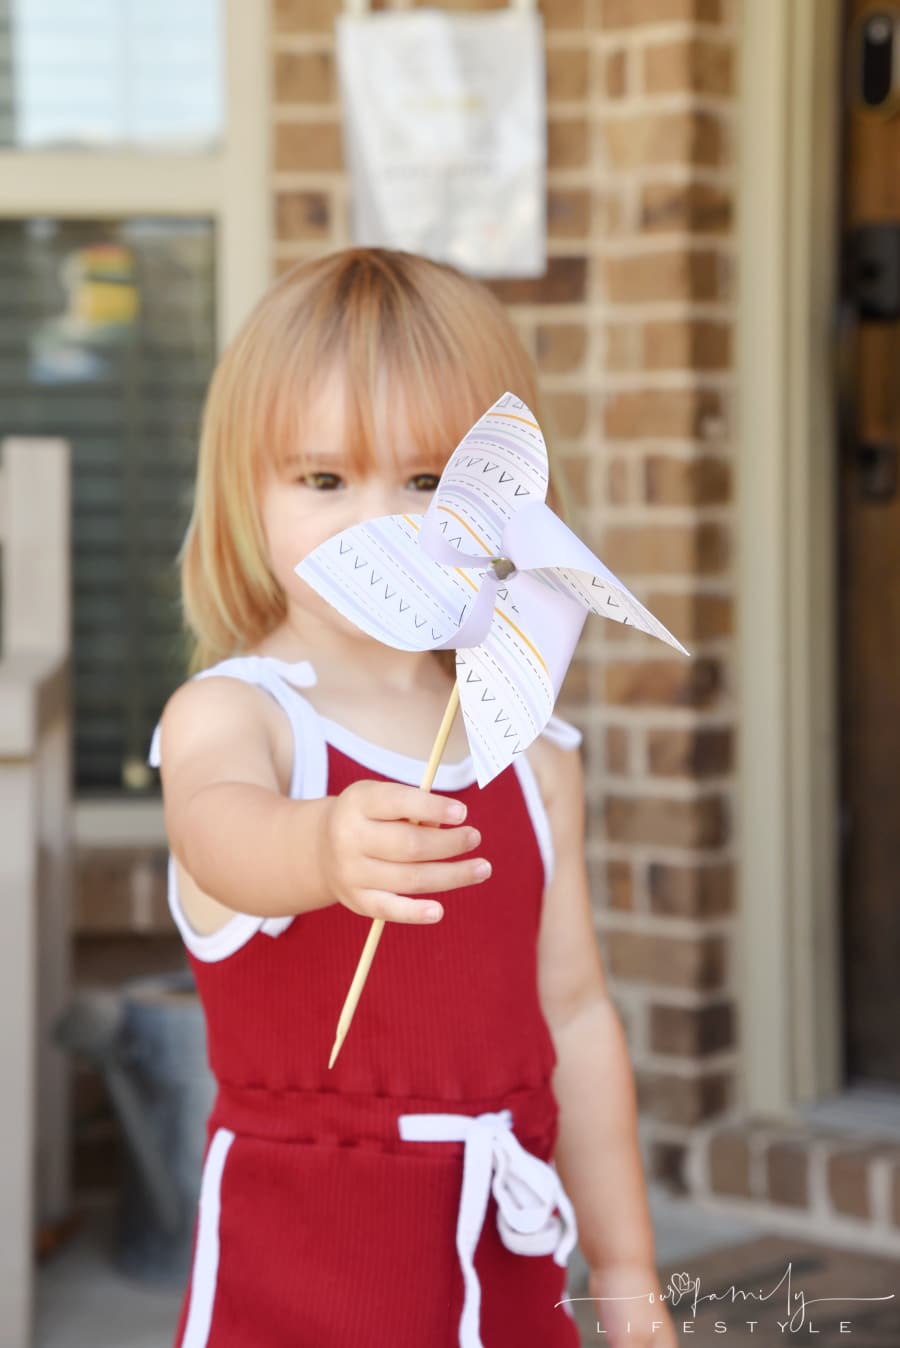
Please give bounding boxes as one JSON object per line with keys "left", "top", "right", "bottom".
{"left": 0, "top": 0, "right": 273, "bottom": 846}
{"left": 738, "top": 0, "right": 842, "bottom": 1112}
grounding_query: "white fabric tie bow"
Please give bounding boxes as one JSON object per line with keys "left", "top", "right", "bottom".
{"left": 397, "top": 1108, "right": 578, "bottom": 1348}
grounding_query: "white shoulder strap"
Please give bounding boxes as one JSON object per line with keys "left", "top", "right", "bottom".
{"left": 541, "top": 713, "right": 583, "bottom": 750}
{"left": 149, "top": 655, "right": 327, "bottom": 800}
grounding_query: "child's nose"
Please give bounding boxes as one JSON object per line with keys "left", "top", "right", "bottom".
{"left": 359, "top": 478, "right": 404, "bottom": 520}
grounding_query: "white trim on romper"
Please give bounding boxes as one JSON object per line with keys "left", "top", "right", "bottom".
{"left": 180, "top": 1126, "right": 235, "bottom": 1348}
{"left": 147, "top": 655, "right": 583, "bottom": 959}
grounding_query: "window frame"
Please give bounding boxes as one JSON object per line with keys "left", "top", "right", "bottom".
{"left": 0, "top": 0, "right": 272, "bottom": 843}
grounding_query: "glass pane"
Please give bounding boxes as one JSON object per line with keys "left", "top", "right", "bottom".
{"left": 0, "top": 0, "right": 223, "bottom": 151}
{"left": 0, "top": 216, "right": 216, "bottom": 795}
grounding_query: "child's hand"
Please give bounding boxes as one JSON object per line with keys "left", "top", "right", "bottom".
{"left": 317, "top": 780, "right": 490, "bottom": 925}
{"left": 588, "top": 1261, "right": 678, "bottom": 1348}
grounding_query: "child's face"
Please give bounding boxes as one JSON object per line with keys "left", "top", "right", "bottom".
{"left": 260, "top": 369, "right": 445, "bottom": 646}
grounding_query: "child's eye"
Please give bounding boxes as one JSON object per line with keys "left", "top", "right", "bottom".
{"left": 299, "top": 471, "right": 345, "bottom": 491}
{"left": 407, "top": 472, "right": 441, "bottom": 492}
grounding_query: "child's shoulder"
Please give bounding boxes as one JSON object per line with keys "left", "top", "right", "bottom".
{"left": 149, "top": 660, "right": 289, "bottom": 791}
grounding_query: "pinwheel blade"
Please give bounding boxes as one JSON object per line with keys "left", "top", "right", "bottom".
{"left": 454, "top": 570, "right": 587, "bottom": 788}
{"left": 502, "top": 499, "right": 690, "bottom": 657}
{"left": 534, "top": 565, "right": 688, "bottom": 655}
{"left": 295, "top": 513, "right": 478, "bottom": 653}
{"left": 417, "top": 390, "right": 550, "bottom": 570}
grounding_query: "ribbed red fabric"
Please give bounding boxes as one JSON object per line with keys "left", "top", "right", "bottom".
{"left": 171, "top": 738, "right": 580, "bottom": 1348}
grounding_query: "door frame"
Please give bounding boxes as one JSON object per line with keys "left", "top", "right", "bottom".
{"left": 737, "top": 0, "right": 843, "bottom": 1111}
{"left": 0, "top": 0, "right": 272, "bottom": 845}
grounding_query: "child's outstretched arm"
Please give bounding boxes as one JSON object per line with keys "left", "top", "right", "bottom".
{"left": 532, "top": 736, "right": 677, "bottom": 1348}
{"left": 157, "top": 675, "right": 489, "bottom": 924}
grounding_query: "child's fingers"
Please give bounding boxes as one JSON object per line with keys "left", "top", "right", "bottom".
{"left": 362, "top": 819, "right": 482, "bottom": 864}
{"left": 361, "top": 854, "right": 492, "bottom": 898}
{"left": 359, "top": 780, "right": 467, "bottom": 827}
{"left": 351, "top": 889, "right": 448, "bottom": 925}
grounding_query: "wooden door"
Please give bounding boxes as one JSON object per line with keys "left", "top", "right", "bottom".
{"left": 840, "top": 0, "right": 900, "bottom": 1085}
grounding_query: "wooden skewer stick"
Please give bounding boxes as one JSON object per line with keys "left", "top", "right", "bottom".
{"left": 328, "top": 679, "right": 462, "bottom": 1069}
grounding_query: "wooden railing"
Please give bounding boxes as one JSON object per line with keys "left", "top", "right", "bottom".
{"left": 0, "top": 438, "right": 72, "bottom": 1347}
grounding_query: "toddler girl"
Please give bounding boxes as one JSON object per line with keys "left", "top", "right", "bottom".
{"left": 148, "top": 247, "right": 676, "bottom": 1348}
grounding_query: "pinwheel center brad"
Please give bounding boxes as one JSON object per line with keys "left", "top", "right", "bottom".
{"left": 489, "top": 555, "right": 516, "bottom": 581}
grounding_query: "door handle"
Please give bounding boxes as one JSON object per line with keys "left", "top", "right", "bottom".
{"left": 855, "top": 441, "right": 898, "bottom": 500}
{"left": 835, "top": 253, "right": 899, "bottom": 503}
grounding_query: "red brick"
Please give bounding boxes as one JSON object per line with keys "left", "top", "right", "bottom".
{"left": 548, "top": 187, "right": 590, "bottom": 239}
{"left": 643, "top": 38, "right": 734, "bottom": 97}
{"left": 603, "top": 388, "right": 723, "bottom": 439}
{"left": 76, "top": 846, "right": 168, "bottom": 935}
{"left": 648, "top": 862, "right": 733, "bottom": 917}
{"left": 649, "top": 1000, "right": 734, "bottom": 1055}
{"left": 604, "top": 48, "right": 629, "bottom": 99}
{"left": 646, "top": 727, "right": 732, "bottom": 776}
{"left": 649, "top": 1139, "right": 690, "bottom": 1192}
{"left": 765, "top": 1141, "right": 809, "bottom": 1208}
{"left": 545, "top": 0, "right": 587, "bottom": 27}
{"left": 636, "top": 1069, "right": 731, "bottom": 1124}
{"left": 485, "top": 258, "right": 587, "bottom": 305}
{"left": 604, "top": 249, "right": 723, "bottom": 303}
{"left": 275, "top": 190, "right": 330, "bottom": 241}
{"left": 604, "top": 793, "right": 727, "bottom": 847}
{"left": 273, "top": 49, "right": 336, "bottom": 104}
{"left": 275, "top": 121, "right": 344, "bottom": 172}
{"left": 548, "top": 117, "right": 589, "bottom": 169}
{"left": 604, "top": 658, "right": 721, "bottom": 708}
{"left": 602, "top": 522, "right": 729, "bottom": 574}
{"left": 828, "top": 1146, "right": 873, "bottom": 1220}
{"left": 600, "top": 110, "right": 725, "bottom": 169}
{"left": 708, "top": 1127, "right": 752, "bottom": 1198}
{"left": 644, "top": 592, "right": 732, "bottom": 641}
{"left": 640, "top": 182, "right": 733, "bottom": 234}
{"left": 547, "top": 47, "right": 590, "bottom": 101}
{"left": 536, "top": 323, "right": 587, "bottom": 373}
{"left": 606, "top": 724, "right": 629, "bottom": 773}
{"left": 606, "top": 929, "right": 727, "bottom": 988}
{"left": 600, "top": 0, "right": 722, "bottom": 25}
{"left": 643, "top": 320, "right": 731, "bottom": 371}
{"left": 605, "top": 859, "right": 634, "bottom": 910}
{"left": 273, "top": 0, "right": 342, "bottom": 33}
{"left": 644, "top": 455, "right": 731, "bottom": 505}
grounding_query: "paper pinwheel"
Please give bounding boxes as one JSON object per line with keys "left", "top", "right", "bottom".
{"left": 296, "top": 389, "right": 688, "bottom": 788}
{"left": 295, "top": 391, "right": 689, "bottom": 1065}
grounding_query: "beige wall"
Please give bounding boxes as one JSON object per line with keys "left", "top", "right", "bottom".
{"left": 270, "top": 0, "right": 738, "bottom": 1186}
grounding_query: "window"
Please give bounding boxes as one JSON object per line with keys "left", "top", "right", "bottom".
{"left": 0, "top": 216, "right": 216, "bottom": 792}
{"left": 0, "top": 0, "right": 269, "bottom": 825}
{"left": 0, "top": 0, "right": 223, "bottom": 151}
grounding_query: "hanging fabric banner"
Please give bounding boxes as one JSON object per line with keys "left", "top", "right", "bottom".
{"left": 335, "top": 5, "right": 546, "bottom": 278}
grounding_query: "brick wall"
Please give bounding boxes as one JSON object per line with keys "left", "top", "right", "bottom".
{"left": 271, "top": 0, "right": 738, "bottom": 1188}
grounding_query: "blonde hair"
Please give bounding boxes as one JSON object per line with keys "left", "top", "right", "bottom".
{"left": 179, "top": 246, "right": 572, "bottom": 676}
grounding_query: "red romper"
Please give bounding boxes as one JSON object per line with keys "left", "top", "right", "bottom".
{"left": 148, "top": 654, "right": 583, "bottom": 1348}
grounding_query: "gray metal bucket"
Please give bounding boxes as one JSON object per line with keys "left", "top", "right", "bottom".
{"left": 54, "top": 969, "right": 216, "bottom": 1286}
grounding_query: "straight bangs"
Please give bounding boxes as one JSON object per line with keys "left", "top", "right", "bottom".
{"left": 180, "top": 247, "right": 569, "bottom": 673}
{"left": 262, "top": 250, "right": 567, "bottom": 517}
